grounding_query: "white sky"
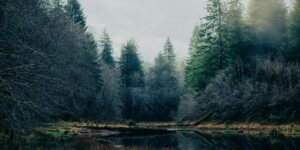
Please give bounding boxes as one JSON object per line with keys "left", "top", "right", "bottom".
{"left": 79, "top": 0, "right": 292, "bottom": 62}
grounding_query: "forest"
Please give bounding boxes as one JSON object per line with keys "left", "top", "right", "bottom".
{"left": 0, "top": 0, "right": 300, "bottom": 149}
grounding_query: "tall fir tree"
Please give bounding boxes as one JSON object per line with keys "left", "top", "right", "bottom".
{"left": 162, "top": 38, "right": 178, "bottom": 90}
{"left": 99, "top": 29, "right": 115, "bottom": 67}
{"left": 286, "top": 0, "right": 300, "bottom": 62}
{"left": 119, "top": 40, "right": 144, "bottom": 120}
{"left": 247, "top": 0, "right": 287, "bottom": 54}
{"left": 147, "top": 41, "right": 180, "bottom": 120}
{"left": 119, "top": 40, "right": 144, "bottom": 87}
{"left": 64, "top": 0, "right": 87, "bottom": 30}
{"left": 185, "top": 0, "right": 228, "bottom": 90}
{"left": 163, "top": 38, "right": 176, "bottom": 64}
{"left": 185, "top": 24, "right": 212, "bottom": 90}
{"left": 224, "top": 0, "right": 249, "bottom": 62}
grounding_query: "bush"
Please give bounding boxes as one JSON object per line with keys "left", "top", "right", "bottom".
{"left": 179, "top": 57, "right": 300, "bottom": 123}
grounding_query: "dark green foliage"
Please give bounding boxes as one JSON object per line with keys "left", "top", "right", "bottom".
{"left": 99, "top": 30, "right": 115, "bottom": 67}
{"left": 224, "top": 0, "right": 250, "bottom": 62}
{"left": 146, "top": 39, "right": 180, "bottom": 121}
{"left": 181, "top": 58, "right": 300, "bottom": 123}
{"left": 119, "top": 40, "right": 144, "bottom": 88}
{"left": 163, "top": 37, "right": 176, "bottom": 63}
{"left": 1, "top": 0, "right": 300, "bottom": 131}
{"left": 64, "top": 0, "right": 87, "bottom": 30}
{"left": 0, "top": 0, "right": 107, "bottom": 130}
{"left": 180, "top": 0, "right": 300, "bottom": 123}
{"left": 119, "top": 40, "right": 145, "bottom": 120}
{"left": 185, "top": 0, "right": 228, "bottom": 91}
{"left": 285, "top": 0, "right": 300, "bottom": 62}
{"left": 246, "top": 0, "right": 287, "bottom": 55}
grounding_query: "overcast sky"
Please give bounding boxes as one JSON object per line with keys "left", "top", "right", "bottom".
{"left": 79, "top": 0, "right": 292, "bottom": 62}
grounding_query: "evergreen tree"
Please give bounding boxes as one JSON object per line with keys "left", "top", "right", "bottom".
{"left": 163, "top": 38, "right": 176, "bottom": 63}
{"left": 64, "top": 0, "right": 87, "bottom": 30}
{"left": 286, "top": 0, "right": 300, "bottom": 62}
{"left": 224, "top": 0, "right": 249, "bottom": 62}
{"left": 162, "top": 38, "right": 178, "bottom": 91}
{"left": 99, "top": 29, "right": 115, "bottom": 67}
{"left": 247, "top": 0, "right": 287, "bottom": 54}
{"left": 185, "top": 24, "right": 211, "bottom": 90}
{"left": 147, "top": 50, "right": 180, "bottom": 120}
{"left": 119, "top": 40, "right": 144, "bottom": 120}
{"left": 185, "top": 0, "right": 228, "bottom": 90}
{"left": 119, "top": 40, "right": 144, "bottom": 87}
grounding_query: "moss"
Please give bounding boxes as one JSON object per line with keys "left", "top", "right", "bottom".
{"left": 45, "top": 129, "right": 75, "bottom": 138}
{"left": 292, "top": 128, "right": 300, "bottom": 136}
{"left": 224, "top": 129, "right": 238, "bottom": 135}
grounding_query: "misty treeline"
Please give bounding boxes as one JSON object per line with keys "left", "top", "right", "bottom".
{"left": 179, "top": 0, "right": 300, "bottom": 123}
{"left": 0, "top": 0, "right": 181, "bottom": 131}
{"left": 1, "top": 0, "right": 300, "bottom": 132}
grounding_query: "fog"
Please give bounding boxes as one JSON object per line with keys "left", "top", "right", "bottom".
{"left": 80, "top": 0, "right": 291, "bottom": 62}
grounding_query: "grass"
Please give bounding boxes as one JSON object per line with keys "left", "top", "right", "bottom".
{"left": 38, "top": 121, "right": 300, "bottom": 138}
{"left": 44, "top": 129, "right": 76, "bottom": 138}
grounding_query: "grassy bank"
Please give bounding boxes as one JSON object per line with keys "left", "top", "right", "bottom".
{"left": 40, "top": 121, "right": 300, "bottom": 137}
{"left": 1, "top": 121, "right": 300, "bottom": 149}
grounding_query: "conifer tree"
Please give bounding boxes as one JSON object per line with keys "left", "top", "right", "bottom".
{"left": 162, "top": 38, "right": 178, "bottom": 89}
{"left": 147, "top": 48, "right": 180, "bottom": 120}
{"left": 185, "top": 0, "right": 228, "bottom": 90}
{"left": 163, "top": 37, "right": 176, "bottom": 64}
{"left": 119, "top": 40, "right": 144, "bottom": 87}
{"left": 247, "top": 0, "right": 287, "bottom": 54}
{"left": 119, "top": 40, "right": 144, "bottom": 120}
{"left": 64, "top": 0, "right": 87, "bottom": 30}
{"left": 224, "top": 0, "right": 248, "bottom": 62}
{"left": 99, "top": 29, "right": 115, "bottom": 67}
{"left": 286, "top": 0, "right": 300, "bottom": 62}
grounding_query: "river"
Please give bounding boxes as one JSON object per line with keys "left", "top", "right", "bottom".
{"left": 1, "top": 127, "right": 300, "bottom": 150}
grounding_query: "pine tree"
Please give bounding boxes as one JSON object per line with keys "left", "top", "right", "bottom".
{"left": 119, "top": 40, "right": 144, "bottom": 120}
{"left": 224, "top": 0, "right": 248, "bottom": 62}
{"left": 163, "top": 38, "right": 176, "bottom": 64}
{"left": 147, "top": 50, "right": 180, "bottom": 120}
{"left": 247, "top": 0, "right": 287, "bottom": 54}
{"left": 119, "top": 40, "right": 144, "bottom": 87}
{"left": 286, "top": 0, "right": 300, "bottom": 62}
{"left": 99, "top": 29, "right": 115, "bottom": 67}
{"left": 185, "top": 24, "right": 213, "bottom": 90}
{"left": 204, "top": 0, "right": 227, "bottom": 69}
{"left": 64, "top": 0, "right": 87, "bottom": 30}
{"left": 185, "top": 0, "right": 228, "bottom": 90}
{"left": 162, "top": 38, "right": 178, "bottom": 90}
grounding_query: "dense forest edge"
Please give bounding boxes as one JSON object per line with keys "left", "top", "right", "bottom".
{"left": 1, "top": 0, "right": 300, "bottom": 145}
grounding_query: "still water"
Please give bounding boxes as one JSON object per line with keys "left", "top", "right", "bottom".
{"left": 104, "top": 130, "right": 300, "bottom": 150}
{"left": 1, "top": 129, "right": 300, "bottom": 150}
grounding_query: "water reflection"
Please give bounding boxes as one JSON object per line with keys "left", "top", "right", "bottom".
{"left": 1, "top": 130, "right": 300, "bottom": 150}
{"left": 106, "top": 131, "right": 300, "bottom": 150}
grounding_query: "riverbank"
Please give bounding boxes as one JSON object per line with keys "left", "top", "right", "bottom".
{"left": 40, "top": 121, "right": 300, "bottom": 137}
{"left": 1, "top": 121, "right": 300, "bottom": 149}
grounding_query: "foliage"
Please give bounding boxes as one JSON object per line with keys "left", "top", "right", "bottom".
{"left": 99, "top": 29, "right": 115, "bottom": 67}
{"left": 119, "top": 40, "right": 145, "bottom": 120}
{"left": 145, "top": 39, "right": 180, "bottom": 121}
{"left": 285, "top": 0, "right": 300, "bottom": 62}
{"left": 246, "top": 0, "right": 287, "bottom": 54}
{"left": 180, "top": 0, "right": 300, "bottom": 124}
{"left": 180, "top": 58, "right": 300, "bottom": 123}
{"left": 0, "top": 0, "right": 109, "bottom": 130}
{"left": 64, "top": 0, "right": 87, "bottom": 30}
